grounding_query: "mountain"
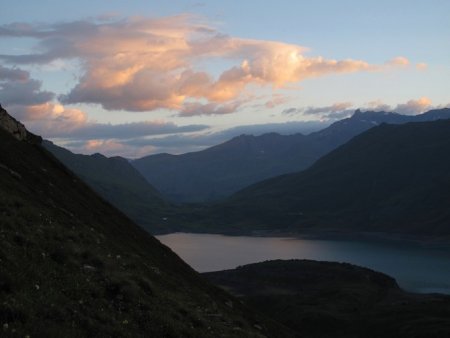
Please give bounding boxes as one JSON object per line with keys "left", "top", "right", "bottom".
{"left": 133, "top": 132, "right": 320, "bottom": 203}
{"left": 204, "top": 260, "right": 450, "bottom": 338}
{"left": 132, "top": 108, "right": 450, "bottom": 203}
{"left": 207, "top": 119, "right": 450, "bottom": 236}
{"left": 43, "top": 141, "right": 173, "bottom": 234}
{"left": 0, "top": 105, "right": 289, "bottom": 337}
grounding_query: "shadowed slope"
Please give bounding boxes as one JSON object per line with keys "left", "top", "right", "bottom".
{"left": 204, "top": 260, "right": 450, "bottom": 338}
{"left": 43, "top": 141, "right": 172, "bottom": 234}
{"left": 0, "top": 106, "right": 290, "bottom": 337}
{"left": 210, "top": 120, "right": 450, "bottom": 236}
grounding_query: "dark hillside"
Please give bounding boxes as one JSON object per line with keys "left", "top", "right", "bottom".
{"left": 210, "top": 120, "right": 450, "bottom": 236}
{"left": 43, "top": 141, "right": 172, "bottom": 234}
{"left": 204, "top": 260, "right": 450, "bottom": 338}
{"left": 0, "top": 106, "right": 289, "bottom": 337}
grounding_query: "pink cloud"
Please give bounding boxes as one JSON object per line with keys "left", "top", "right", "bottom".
{"left": 394, "top": 97, "right": 432, "bottom": 115}
{"left": 416, "top": 62, "right": 428, "bottom": 71}
{"left": 386, "top": 56, "right": 410, "bottom": 67}
{"left": 367, "top": 97, "right": 432, "bottom": 115}
{"left": 0, "top": 16, "right": 406, "bottom": 115}
{"left": 9, "top": 102, "right": 88, "bottom": 135}
{"left": 264, "top": 94, "right": 290, "bottom": 109}
{"left": 66, "top": 139, "right": 157, "bottom": 158}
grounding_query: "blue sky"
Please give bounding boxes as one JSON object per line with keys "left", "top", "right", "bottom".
{"left": 1, "top": 0, "right": 449, "bottom": 157}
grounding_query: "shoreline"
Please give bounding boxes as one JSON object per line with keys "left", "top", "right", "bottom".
{"left": 155, "top": 228, "right": 450, "bottom": 249}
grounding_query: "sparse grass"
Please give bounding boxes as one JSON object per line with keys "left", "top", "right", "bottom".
{"left": 0, "top": 128, "right": 291, "bottom": 337}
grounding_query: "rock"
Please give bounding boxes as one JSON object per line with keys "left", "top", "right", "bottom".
{"left": 0, "top": 104, "right": 42, "bottom": 144}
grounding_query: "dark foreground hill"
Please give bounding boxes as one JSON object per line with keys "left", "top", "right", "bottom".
{"left": 132, "top": 109, "right": 450, "bottom": 203}
{"left": 0, "top": 106, "right": 289, "bottom": 337}
{"left": 204, "top": 260, "right": 450, "bottom": 338}
{"left": 207, "top": 119, "right": 450, "bottom": 236}
{"left": 43, "top": 141, "right": 172, "bottom": 234}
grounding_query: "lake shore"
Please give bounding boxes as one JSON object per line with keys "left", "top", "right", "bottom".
{"left": 156, "top": 227, "right": 450, "bottom": 249}
{"left": 157, "top": 232, "right": 450, "bottom": 294}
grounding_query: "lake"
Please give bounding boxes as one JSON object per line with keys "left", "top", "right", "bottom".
{"left": 157, "top": 232, "right": 450, "bottom": 294}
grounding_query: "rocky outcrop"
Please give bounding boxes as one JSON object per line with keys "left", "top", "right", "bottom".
{"left": 0, "top": 104, "right": 41, "bottom": 144}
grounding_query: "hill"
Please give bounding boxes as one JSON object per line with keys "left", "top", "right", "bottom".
{"left": 208, "top": 119, "right": 450, "bottom": 236}
{"left": 132, "top": 108, "right": 450, "bottom": 203}
{"left": 43, "top": 141, "right": 172, "bottom": 234}
{"left": 0, "top": 105, "right": 289, "bottom": 337}
{"left": 204, "top": 260, "right": 450, "bottom": 337}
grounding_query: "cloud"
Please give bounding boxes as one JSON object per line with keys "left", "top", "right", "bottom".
{"left": 64, "top": 139, "right": 158, "bottom": 158}
{"left": 283, "top": 97, "right": 436, "bottom": 122}
{"left": 0, "top": 65, "right": 29, "bottom": 81}
{"left": 8, "top": 102, "right": 88, "bottom": 135}
{"left": 386, "top": 56, "right": 410, "bottom": 67}
{"left": 0, "top": 65, "right": 91, "bottom": 137}
{"left": 46, "top": 120, "right": 209, "bottom": 139}
{"left": 283, "top": 102, "right": 354, "bottom": 120}
{"left": 7, "top": 101, "right": 209, "bottom": 139}
{"left": 0, "top": 64, "right": 208, "bottom": 141}
{"left": 264, "top": 94, "right": 290, "bottom": 109}
{"left": 0, "top": 66, "right": 54, "bottom": 106}
{"left": 393, "top": 97, "right": 432, "bottom": 115}
{"left": 416, "top": 62, "right": 428, "bottom": 71}
{"left": 366, "top": 99, "right": 392, "bottom": 112}
{"left": 0, "top": 16, "right": 404, "bottom": 114}
{"left": 178, "top": 100, "right": 243, "bottom": 117}
{"left": 366, "top": 97, "right": 432, "bottom": 115}
{"left": 303, "top": 102, "right": 353, "bottom": 116}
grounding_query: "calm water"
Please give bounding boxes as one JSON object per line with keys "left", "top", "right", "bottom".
{"left": 157, "top": 232, "right": 450, "bottom": 294}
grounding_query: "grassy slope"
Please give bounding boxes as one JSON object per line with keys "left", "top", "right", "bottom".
{"left": 0, "top": 128, "right": 291, "bottom": 337}
{"left": 209, "top": 120, "right": 450, "bottom": 236}
{"left": 204, "top": 260, "right": 450, "bottom": 338}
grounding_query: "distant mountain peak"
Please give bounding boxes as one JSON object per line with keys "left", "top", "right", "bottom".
{"left": 0, "top": 104, "right": 42, "bottom": 144}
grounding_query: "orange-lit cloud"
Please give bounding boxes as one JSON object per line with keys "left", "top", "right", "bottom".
{"left": 367, "top": 97, "right": 432, "bottom": 115}
{"left": 0, "top": 16, "right": 408, "bottom": 115}
{"left": 386, "top": 56, "right": 410, "bottom": 67}
{"left": 394, "top": 97, "right": 432, "bottom": 115}
{"left": 416, "top": 62, "right": 428, "bottom": 71}
{"left": 264, "top": 94, "right": 290, "bottom": 109}
{"left": 284, "top": 97, "right": 435, "bottom": 121}
{"left": 85, "top": 139, "right": 125, "bottom": 152}
{"left": 9, "top": 102, "right": 88, "bottom": 136}
{"left": 66, "top": 139, "right": 158, "bottom": 158}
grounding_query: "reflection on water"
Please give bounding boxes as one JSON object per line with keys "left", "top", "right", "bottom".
{"left": 156, "top": 232, "right": 450, "bottom": 294}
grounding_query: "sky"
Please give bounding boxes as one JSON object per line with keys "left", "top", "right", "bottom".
{"left": 1, "top": 0, "right": 449, "bottom": 157}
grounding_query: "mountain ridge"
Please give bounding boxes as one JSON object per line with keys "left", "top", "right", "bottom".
{"left": 132, "top": 108, "right": 450, "bottom": 203}
{"left": 204, "top": 119, "right": 450, "bottom": 236}
{"left": 43, "top": 140, "right": 172, "bottom": 234}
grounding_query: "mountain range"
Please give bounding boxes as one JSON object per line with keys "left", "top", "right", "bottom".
{"left": 132, "top": 108, "right": 450, "bottom": 203}
{"left": 207, "top": 119, "right": 450, "bottom": 236}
